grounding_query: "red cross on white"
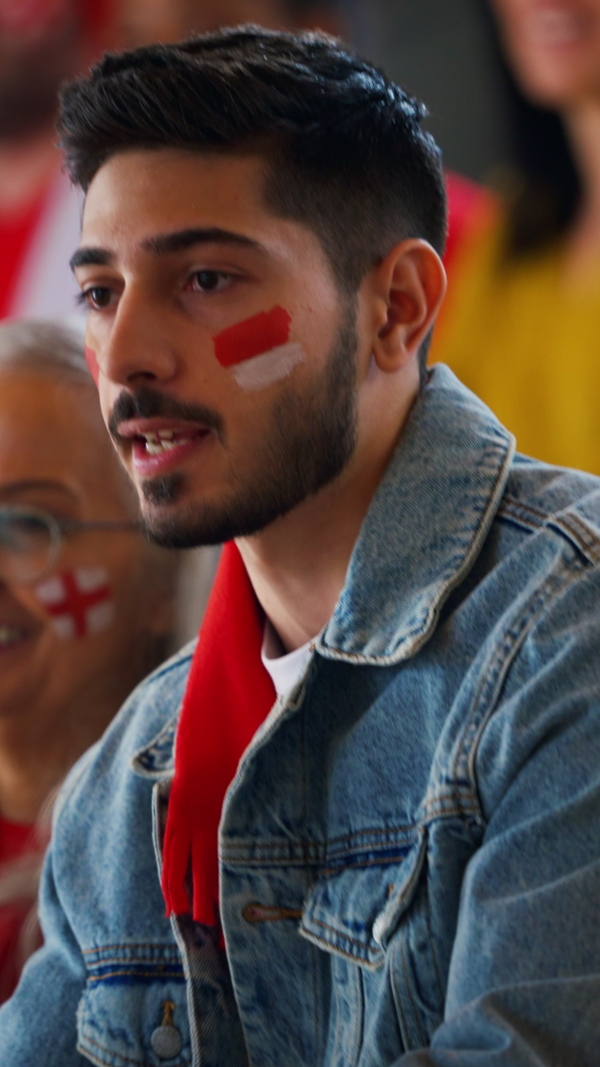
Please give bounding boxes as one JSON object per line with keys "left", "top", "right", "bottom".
{"left": 34, "top": 567, "right": 114, "bottom": 640}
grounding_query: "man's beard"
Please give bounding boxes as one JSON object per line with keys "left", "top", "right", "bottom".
{"left": 109, "top": 304, "right": 359, "bottom": 548}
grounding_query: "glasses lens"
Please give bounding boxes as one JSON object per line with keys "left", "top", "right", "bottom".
{"left": 0, "top": 508, "right": 55, "bottom": 584}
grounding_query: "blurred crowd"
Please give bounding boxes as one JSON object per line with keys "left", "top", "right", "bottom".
{"left": 1, "top": 0, "right": 599, "bottom": 998}
{"left": 433, "top": 0, "right": 600, "bottom": 475}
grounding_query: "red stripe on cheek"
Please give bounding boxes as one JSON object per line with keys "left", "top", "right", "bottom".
{"left": 84, "top": 344, "right": 100, "bottom": 387}
{"left": 213, "top": 306, "right": 292, "bottom": 368}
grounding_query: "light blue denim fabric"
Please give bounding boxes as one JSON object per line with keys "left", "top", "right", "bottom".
{"left": 2, "top": 364, "right": 600, "bottom": 1066}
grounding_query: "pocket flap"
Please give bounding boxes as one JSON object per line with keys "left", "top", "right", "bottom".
{"left": 300, "top": 828, "right": 426, "bottom": 970}
{"left": 77, "top": 943, "right": 190, "bottom": 1067}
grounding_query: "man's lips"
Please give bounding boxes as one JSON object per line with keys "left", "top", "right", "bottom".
{"left": 115, "top": 418, "right": 212, "bottom": 477}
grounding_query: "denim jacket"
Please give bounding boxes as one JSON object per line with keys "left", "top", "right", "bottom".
{"left": 2, "top": 364, "right": 600, "bottom": 1067}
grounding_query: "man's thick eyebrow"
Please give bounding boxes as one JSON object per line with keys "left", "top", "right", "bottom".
{"left": 142, "top": 227, "right": 265, "bottom": 256}
{"left": 70, "top": 247, "right": 114, "bottom": 272}
{"left": 69, "top": 228, "right": 265, "bottom": 274}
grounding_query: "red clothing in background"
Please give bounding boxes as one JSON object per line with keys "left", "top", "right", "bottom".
{"left": 0, "top": 817, "right": 41, "bottom": 1002}
{"left": 0, "top": 191, "right": 47, "bottom": 320}
{"left": 444, "top": 170, "right": 496, "bottom": 275}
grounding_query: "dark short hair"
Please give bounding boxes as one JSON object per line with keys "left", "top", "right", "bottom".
{"left": 58, "top": 27, "right": 446, "bottom": 355}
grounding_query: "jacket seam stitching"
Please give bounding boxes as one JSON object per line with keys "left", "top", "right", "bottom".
{"left": 87, "top": 969, "right": 186, "bottom": 982}
{"left": 499, "top": 495, "right": 600, "bottom": 565}
{"left": 82, "top": 942, "right": 183, "bottom": 956}
{"left": 307, "top": 915, "right": 379, "bottom": 957}
{"left": 454, "top": 559, "right": 585, "bottom": 815}
{"left": 78, "top": 1032, "right": 191, "bottom": 1067}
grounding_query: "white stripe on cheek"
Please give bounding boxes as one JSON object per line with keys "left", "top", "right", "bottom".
{"left": 231, "top": 342, "right": 306, "bottom": 392}
{"left": 50, "top": 615, "right": 76, "bottom": 640}
{"left": 87, "top": 601, "right": 115, "bottom": 634}
{"left": 35, "top": 576, "right": 63, "bottom": 604}
{"left": 76, "top": 566, "right": 110, "bottom": 592}
{"left": 34, "top": 567, "right": 114, "bottom": 641}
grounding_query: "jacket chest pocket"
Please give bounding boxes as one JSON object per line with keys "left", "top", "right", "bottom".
{"left": 299, "top": 829, "right": 442, "bottom": 1064}
{"left": 77, "top": 944, "right": 191, "bottom": 1067}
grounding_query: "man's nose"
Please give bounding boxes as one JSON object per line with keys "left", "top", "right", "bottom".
{"left": 100, "top": 287, "right": 178, "bottom": 386}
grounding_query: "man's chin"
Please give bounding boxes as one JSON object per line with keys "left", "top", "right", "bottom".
{"left": 139, "top": 495, "right": 261, "bottom": 550}
{"left": 142, "top": 517, "right": 224, "bottom": 550}
{"left": 139, "top": 498, "right": 228, "bottom": 549}
{"left": 137, "top": 473, "right": 212, "bottom": 548}
{"left": 140, "top": 471, "right": 183, "bottom": 508}
{"left": 139, "top": 484, "right": 297, "bottom": 549}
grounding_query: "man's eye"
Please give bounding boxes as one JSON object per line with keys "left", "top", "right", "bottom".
{"left": 187, "top": 270, "right": 232, "bottom": 293}
{"left": 78, "top": 286, "right": 112, "bottom": 310}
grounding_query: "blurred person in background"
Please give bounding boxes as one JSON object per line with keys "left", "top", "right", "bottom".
{"left": 117, "top": 0, "right": 343, "bottom": 45}
{"left": 0, "top": 319, "right": 177, "bottom": 1001}
{"left": 0, "top": 0, "right": 115, "bottom": 322}
{"left": 432, "top": 0, "right": 600, "bottom": 473}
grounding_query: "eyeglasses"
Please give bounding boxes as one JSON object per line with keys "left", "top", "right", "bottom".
{"left": 0, "top": 505, "right": 140, "bottom": 585}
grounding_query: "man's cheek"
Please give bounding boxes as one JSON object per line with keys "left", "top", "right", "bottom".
{"left": 212, "top": 305, "right": 306, "bottom": 391}
{"left": 34, "top": 567, "right": 114, "bottom": 640}
{"left": 84, "top": 344, "right": 100, "bottom": 387}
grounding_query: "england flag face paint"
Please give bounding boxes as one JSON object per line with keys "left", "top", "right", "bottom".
{"left": 212, "top": 305, "right": 305, "bottom": 391}
{"left": 34, "top": 567, "right": 114, "bottom": 640}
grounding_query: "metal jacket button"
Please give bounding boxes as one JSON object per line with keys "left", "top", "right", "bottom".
{"left": 151, "top": 1000, "right": 183, "bottom": 1060}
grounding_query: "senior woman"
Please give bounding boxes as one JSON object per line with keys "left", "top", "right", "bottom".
{"left": 0, "top": 319, "right": 179, "bottom": 1000}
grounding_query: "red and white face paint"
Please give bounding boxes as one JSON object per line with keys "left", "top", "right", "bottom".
{"left": 84, "top": 344, "right": 100, "bottom": 387}
{"left": 34, "top": 567, "right": 114, "bottom": 640}
{"left": 212, "top": 305, "right": 305, "bottom": 391}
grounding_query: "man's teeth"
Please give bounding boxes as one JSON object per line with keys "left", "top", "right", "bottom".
{"left": 142, "top": 430, "right": 184, "bottom": 455}
{"left": 0, "top": 626, "right": 25, "bottom": 647}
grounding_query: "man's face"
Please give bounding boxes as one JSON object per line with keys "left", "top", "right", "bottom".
{"left": 75, "top": 149, "right": 360, "bottom": 547}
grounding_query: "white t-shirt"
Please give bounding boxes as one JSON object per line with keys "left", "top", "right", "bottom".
{"left": 261, "top": 620, "right": 314, "bottom": 699}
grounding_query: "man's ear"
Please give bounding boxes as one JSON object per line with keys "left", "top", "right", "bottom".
{"left": 371, "top": 239, "right": 446, "bottom": 374}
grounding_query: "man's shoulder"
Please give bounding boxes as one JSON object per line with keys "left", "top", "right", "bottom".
{"left": 499, "top": 453, "right": 600, "bottom": 558}
{"left": 97, "top": 637, "right": 196, "bottom": 758}
{"left": 55, "top": 640, "right": 196, "bottom": 824}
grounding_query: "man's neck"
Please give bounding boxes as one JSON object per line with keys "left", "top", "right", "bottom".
{"left": 238, "top": 487, "right": 364, "bottom": 652}
{"left": 237, "top": 366, "right": 420, "bottom": 652}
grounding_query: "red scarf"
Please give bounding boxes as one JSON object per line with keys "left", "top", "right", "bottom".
{"left": 161, "top": 541, "right": 276, "bottom": 926}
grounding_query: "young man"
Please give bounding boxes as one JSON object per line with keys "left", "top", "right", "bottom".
{"left": 1, "top": 28, "right": 599, "bottom": 1067}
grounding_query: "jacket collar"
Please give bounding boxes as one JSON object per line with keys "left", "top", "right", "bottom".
{"left": 318, "top": 364, "right": 515, "bottom": 663}
{"left": 132, "top": 713, "right": 178, "bottom": 778}
{"left": 133, "top": 364, "right": 515, "bottom": 775}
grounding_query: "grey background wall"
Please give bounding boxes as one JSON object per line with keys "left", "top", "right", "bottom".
{"left": 346, "top": 0, "right": 509, "bottom": 183}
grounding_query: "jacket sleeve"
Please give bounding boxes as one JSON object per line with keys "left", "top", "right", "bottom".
{"left": 0, "top": 747, "right": 97, "bottom": 1066}
{"left": 0, "top": 839, "right": 89, "bottom": 1066}
{"left": 399, "top": 567, "right": 600, "bottom": 1065}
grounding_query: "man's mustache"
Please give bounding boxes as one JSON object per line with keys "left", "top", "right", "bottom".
{"left": 108, "top": 388, "right": 224, "bottom": 441}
